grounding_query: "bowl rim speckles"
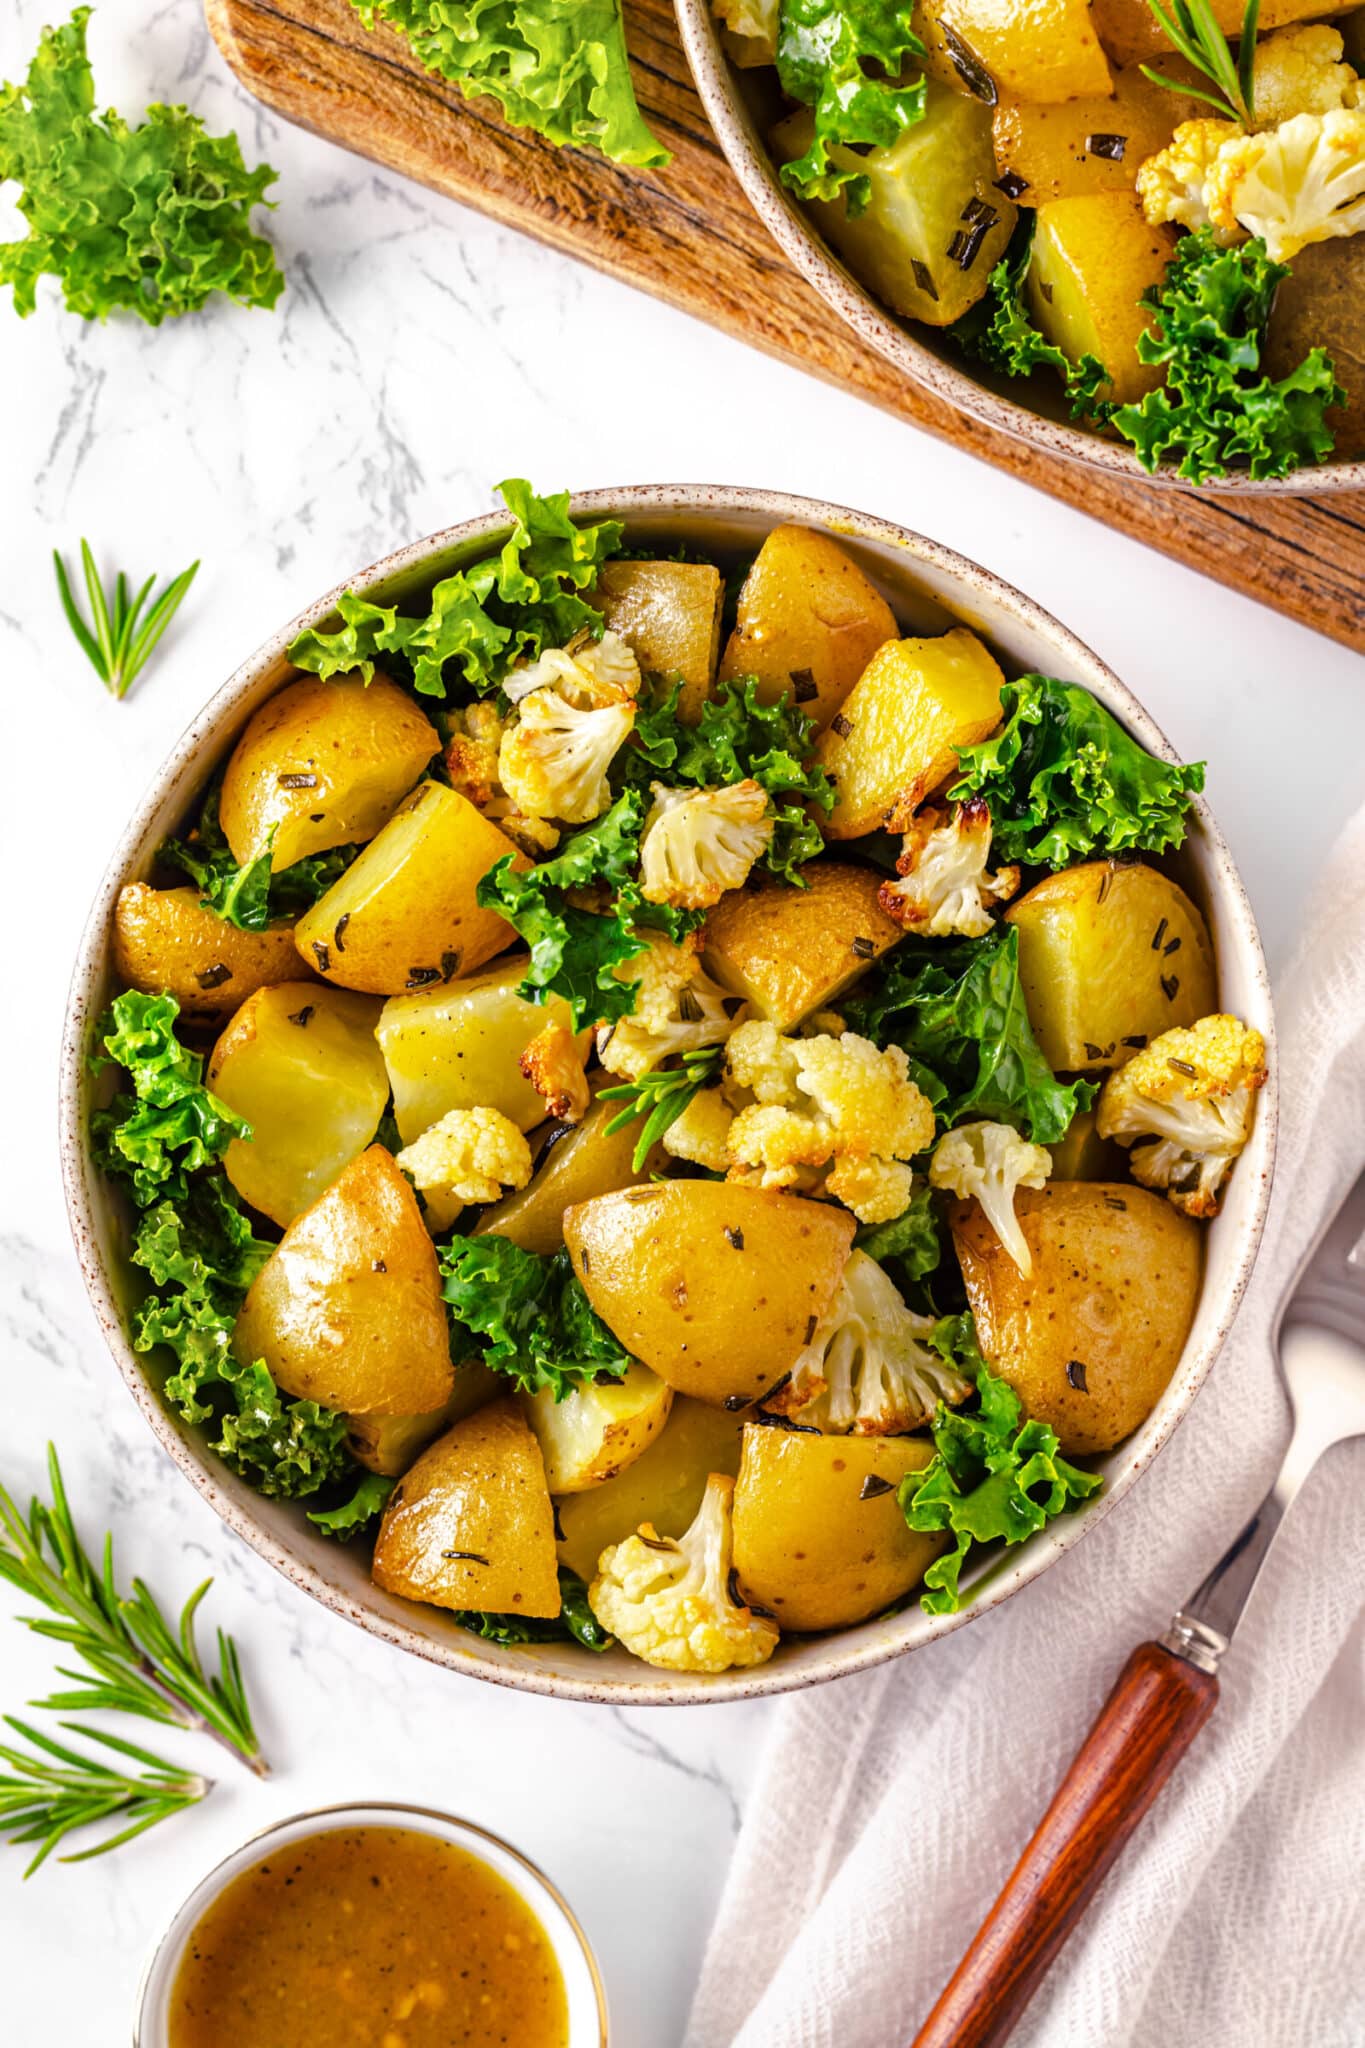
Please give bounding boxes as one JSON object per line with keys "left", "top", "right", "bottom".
{"left": 60, "top": 484, "right": 1277, "bottom": 1706}
{"left": 669, "top": 0, "right": 1365, "bottom": 498}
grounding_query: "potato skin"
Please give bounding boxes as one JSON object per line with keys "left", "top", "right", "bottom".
{"left": 563, "top": 1182, "right": 856, "bottom": 1406}
{"left": 1027, "top": 193, "right": 1178, "bottom": 406}
{"left": 346, "top": 1360, "right": 504, "bottom": 1477}
{"left": 373, "top": 1398, "right": 561, "bottom": 1619}
{"left": 937, "top": 0, "right": 1112, "bottom": 101}
{"left": 732, "top": 1428, "right": 942, "bottom": 1631}
{"left": 950, "top": 1182, "right": 1202, "bottom": 1455}
{"left": 702, "top": 862, "right": 903, "bottom": 1031}
{"left": 475, "top": 1094, "right": 663, "bottom": 1255}
{"left": 1265, "top": 240, "right": 1365, "bottom": 461}
{"left": 233, "top": 1147, "right": 454, "bottom": 1417}
{"left": 219, "top": 671, "right": 438, "bottom": 870}
{"left": 992, "top": 63, "right": 1199, "bottom": 208}
{"left": 594, "top": 561, "right": 724, "bottom": 725}
{"left": 1091, "top": 0, "right": 1325, "bottom": 64}
{"left": 555, "top": 1397, "right": 746, "bottom": 1580}
{"left": 815, "top": 629, "right": 1005, "bottom": 838}
{"left": 114, "top": 883, "right": 304, "bottom": 1014}
{"left": 718, "top": 525, "right": 897, "bottom": 734}
{"left": 520, "top": 1360, "right": 674, "bottom": 1493}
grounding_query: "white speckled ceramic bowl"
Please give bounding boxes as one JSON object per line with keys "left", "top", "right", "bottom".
{"left": 670, "top": 4, "right": 1365, "bottom": 496}
{"left": 61, "top": 486, "right": 1276, "bottom": 1704}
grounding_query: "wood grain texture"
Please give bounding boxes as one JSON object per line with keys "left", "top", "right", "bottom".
{"left": 207, "top": 0, "right": 1365, "bottom": 652}
{"left": 910, "top": 1641, "right": 1219, "bottom": 2048}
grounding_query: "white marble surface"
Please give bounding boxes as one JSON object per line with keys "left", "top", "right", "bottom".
{"left": 0, "top": 0, "right": 1362, "bottom": 2038}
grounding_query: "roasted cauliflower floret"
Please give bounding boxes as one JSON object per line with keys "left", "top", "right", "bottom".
{"left": 597, "top": 933, "right": 737, "bottom": 1080}
{"left": 929, "top": 1121, "right": 1052, "bottom": 1277}
{"left": 1096, "top": 1014, "right": 1267, "bottom": 1217}
{"left": 589, "top": 1473, "right": 779, "bottom": 1673}
{"left": 1137, "top": 118, "right": 1241, "bottom": 233}
{"left": 519, "top": 1018, "right": 590, "bottom": 1124}
{"left": 1250, "top": 25, "right": 1359, "bottom": 128}
{"left": 660, "top": 1085, "right": 735, "bottom": 1171}
{"left": 638, "top": 780, "right": 774, "bottom": 911}
{"left": 765, "top": 1250, "right": 973, "bottom": 1434}
{"left": 498, "top": 689, "right": 636, "bottom": 825}
{"left": 505, "top": 628, "right": 641, "bottom": 708}
{"left": 1207, "top": 108, "right": 1365, "bottom": 261}
{"left": 723, "top": 1021, "right": 937, "bottom": 1225}
{"left": 445, "top": 702, "right": 560, "bottom": 856}
{"left": 396, "top": 1105, "right": 533, "bottom": 1231}
{"left": 877, "top": 799, "right": 1020, "bottom": 939}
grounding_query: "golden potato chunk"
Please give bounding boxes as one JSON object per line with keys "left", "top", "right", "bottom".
{"left": 594, "top": 561, "right": 724, "bottom": 725}
{"left": 372, "top": 1398, "right": 561, "bottom": 1619}
{"left": 1005, "top": 860, "right": 1215, "bottom": 1072}
{"left": 937, "top": 0, "right": 1112, "bottom": 99}
{"left": 732, "top": 1427, "right": 943, "bottom": 1631}
{"left": 1045, "top": 1107, "right": 1125, "bottom": 1182}
{"left": 1027, "top": 193, "right": 1178, "bottom": 406}
{"left": 718, "top": 525, "right": 898, "bottom": 734}
{"left": 293, "top": 782, "right": 525, "bottom": 996}
{"left": 950, "top": 1182, "right": 1201, "bottom": 1455}
{"left": 556, "top": 1397, "right": 746, "bottom": 1580}
{"left": 815, "top": 629, "right": 1005, "bottom": 838}
{"left": 474, "top": 1093, "right": 663, "bottom": 1255}
{"left": 1091, "top": 0, "right": 1326, "bottom": 65}
{"left": 564, "top": 1181, "right": 855, "bottom": 1407}
{"left": 209, "top": 983, "right": 388, "bottom": 1227}
{"left": 233, "top": 1147, "right": 454, "bottom": 1417}
{"left": 992, "top": 63, "right": 1198, "bottom": 207}
{"left": 219, "top": 672, "right": 438, "bottom": 870}
{"left": 521, "top": 1361, "right": 674, "bottom": 1494}
{"left": 702, "top": 862, "right": 904, "bottom": 1031}
{"left": 114, "top": 883, "right": 304, "bottom": 1015}
{"left": 346, "top": 1361, "right": 504, "bottom": 1477}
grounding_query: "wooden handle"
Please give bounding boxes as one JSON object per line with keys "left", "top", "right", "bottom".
{"left": 910, "top": 1641, "right": 1218, "bottom": 2048}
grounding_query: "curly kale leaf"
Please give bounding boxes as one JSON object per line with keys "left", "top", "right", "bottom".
{"left": 1108, "top": 229, "right": 1344, "bottom": 483}
{"left": 453, "top": 1569, "right": 613, "bottom": 1651}
{"left": 775, "top": 0, "right": 926, "bottom": 214}
{"left": 440, "top": 1235, "right": 632, "bottom": 1400}
{"left": 91, "top": 992, "right": 249, "bottom": 1205}
{"left": 949, "top": 673, "right": 1204, "bottom": 868}
{"left": 160, "top": 780, "right": 361, "bottom": 933}
{"left": 854, "top": 1178, "right": 942, "bottom": 1299}
{"left": 0, "top": 9, "right": 283, "bottom": 324}
{"left": 307, "top": 1472, "right": 396, "bottom": 1539}
{"left": 843, "top": 926, "right": 1092, "bottom": 1146}
{"left": 950, "top": 220, "right": 1109, "bottom": 419}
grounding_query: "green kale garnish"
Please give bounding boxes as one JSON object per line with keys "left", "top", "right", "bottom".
{"left": 775, "top": 0, "right": 926, "bottom": 213}
{"left": 159, "top": 778, "right": 361, "bottom": 933}
{"left": 453, "top": 1569, "right": 613, "bottom": 1651}
{"left": 949, "top": 673, "right": 1204, "bottom": 869}
{"left": 307, "top": 1472, "right": 396, "bottom": 1539}
{"left": 439, "top": 1234, "right": 632, "bottom": 1400}
{"left": 91, "top": 993, "right": 249, "bottom": 1206}
{"left": 854, "top": 1178, "right": 942, "bottom": 1299}
{"left": 0, "top": 9, "right": 283, "bottom": 324}
{"left": 950, "top": 220, "right": 1109, "bottom": 419}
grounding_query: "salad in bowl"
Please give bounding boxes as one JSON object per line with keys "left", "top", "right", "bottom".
{"left": 67, "top": 483, "right": 1272, "bottom": 1700}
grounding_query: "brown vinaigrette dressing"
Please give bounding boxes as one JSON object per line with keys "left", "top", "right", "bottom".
{"left": 167, "top": 1825, "right": 569, "bottom": 2048}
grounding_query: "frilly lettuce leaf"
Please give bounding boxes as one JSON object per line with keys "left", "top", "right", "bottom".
{"left": 854, "top": 1179, "right": 941, "bottom": 1301}
{"left": 950, "top": 220, "right": 1109, "bottom": 420}
{"left": 307, "top": 1472, "right": 396, "bottom": 1538}
{"left": 159, "top": 780, "right": 361, "bottom": 933}
{"left": 440, "top": 1234, "right": 632, "bottom": 1398}
{"left": 775, "top": 0, "right": 926, "bottom": 213}
{"left": 91, "top": 993, "right": 249, "bottom": 1205}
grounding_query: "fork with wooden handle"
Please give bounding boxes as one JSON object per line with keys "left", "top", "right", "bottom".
{"left": 911, "top": 1163, "right": 1365, "bottom": 2048}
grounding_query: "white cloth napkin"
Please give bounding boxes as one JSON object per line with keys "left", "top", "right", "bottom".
{"left": 686, "top": 804, "right": 1365, "bottom": 2048}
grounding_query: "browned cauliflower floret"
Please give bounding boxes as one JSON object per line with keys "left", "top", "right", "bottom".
{"left": 765, "top": 1250, "right": 973, "bottom": 1433}
{"left": 498, "top": 689, "right": 636, "bottom": 825}
{"left": 597, "top": 933, "right": 738, "bottom": 1080}
{"left": 588, "top": 1474, "right": 779, "bottom": 1673}
{"left": 877, "top": 799, "right": 1020, "bottom": 938}
{"left": 519, "top": 1018, "right": 590, "bottom": 1124}
{"left": 1096, "top": 1014, "right": 1267, "bottom": 1217}
{"left": 660, "top": 1085, "right": 735, "bottom": 1171}
{"left": 504, "top": 628, "right": 641, "bottom": 709}
{"left": 639, "top": 780, "right": 774, "bottom": 910}
{"left": 396, "top": 1106, "right": 533, "bottom": 1232}
{"left": 1137, "top": 117, "right": 1242, "bottom": 233}
{"left": 444, "top": 702, "right": 560, "bottom": 856}
{"left": 928, "top": 1121, "right": 1052, "bottom": 1277}
{"left": 1250, "top": 25, "right": 1359, "bottom": 128}
{"left": 1207, "top": 108, "right": 1365, "bottom": 260}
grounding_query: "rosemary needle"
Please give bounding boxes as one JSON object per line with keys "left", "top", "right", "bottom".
{"left": 1140, "top": 0, "right": 1259, "bottom": 126}
{"left": 0, "top": 1718, "right": 208, "bottom": 1877}
{"left": 0, "top": 1447, "right": 267, "bottom": 1779}
{"left": 599, "top": 1047, "right": 726, "bottom": 1170}
{"left": 53, "top": 540, "right": 198, "bottom": 699}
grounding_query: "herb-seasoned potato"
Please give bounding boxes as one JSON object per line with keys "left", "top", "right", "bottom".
{"left": 1090, "top": 0, "right": 1325, "bottom": 64}
{"left": 717, "top": 526, "right": 898, "bottom": 733}
{"left": 1265, "top": 240, "right": 1365, "bottom": 461}
{"left": 564, "top": 1182, "right": 855, "bottom": 1406}
{"left": 377, "top": 955, "right": 585, "bottom": 1145}
{"left": 474, "top": 1094, "right": 663, "bottom": 1254}
{"left": 992, "top": 63, "right": 1198, "bottom": 207}
{"left": 594, "top": 561, "right": 724, "bottom": 724}
{"left": 815, "top": 628, "right": 1005, "bottom": 838}
{"left": 950, "top": 1182, "right": 1201, "bottom": 1455}
{"left": 209, "top": 983, "right": 387, "bottom": 1226}
{"left": 233, "top": 1147, "right": 454, "bottom": 1417}
{"left": 1027, "top": 193, "right": 1178, "bottom": 406}
{"left": 1006, "top": 860, "right": 1216, "bottom": 1072}
{"left": 702, "top": 862, "right": 904, "bottom": 1030}
{"left": 346, "top": 1360, "right": 504, "bottom": 1477}
{"left": 113, "top": 883, "right": 303, "bottom": 1015}
{"left": 293, "top": 782, "right": 526, "bottom": 995}
{"left": 521, "top": 1361, "right": 674, "bottom": 1494}
{"left": 555, "top": 1397, "right": 746, "bottom": 1580}
{"left": 372, "top": 1398, "right": 561, "bottom": 1619}
{"left": 936, "top": 0, "right": 1112, "bottom": 99}
{"left": 732, "top": 1427, "right": 943, "bottom": 1631}
{"left": 218, "top": 672, "right": 438, "bottom": 870}
{"left": 1045, "top": 1107, "right": 1125, "bottom": 1182}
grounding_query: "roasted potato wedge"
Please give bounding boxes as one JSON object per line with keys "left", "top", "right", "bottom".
{"left": 233, "top": 1147, "right": 454, "bottom": 1417}
{"left": 950, "top": 1182, "right": 1201, "bottom": 1455}
{"left": 377, "top": 956, "right": 584, "bottom": 1145}
{"left": 372, "top": 1398, "right": 561, "bottom": 1619}
{"left": 346, "top": 1361, "right": 504, "bottom": 1477}
{"left": 114, "top": 883, "right": 303, "bottom": 1015}
{"left": 992, "top": 63, "right": 1199, "bottom": 207}
{"left": 1006, "top": 860, "right": 1216, "bottom": 1072}
{"left": 1027, "top": 193, "right": 1178, "bottom": 406}
{"left": 717, "top": 525, "right": 898, "bottom": 733}
{"left": 564, "top": 1182, "right": 855, "bottom": 1406}
{"left": 475, "top": 1094, "right": 663, "bottom": 1255}
{"left": 1265, "top": 239, "right": 1365, "bottom": 461}
{"left": 702, "top": 861, "right": 903, "bottom": 1031}
{"left": 209, "top": 982, "right": 388, "bottom": 1226}
{"left": 732, "top": 1427, "right": 942, "bottom": 1631}
{"left": 594, "top": 561, "right": 724, "bottom": 724}
{"left": 1091, "top": 0, "right": 1326, "bottom": 65}
{"left": 555, "top": 1397, "right": 746, "bottom": 1580}
{"left": 815, "top": 628, "right": 1005, "bottom": 838}
{"left": 521, "top": 1361, "right": 674, "bottom": 1494}
{"left": 1045, "top": 1107, "right": 1126, "bottom": 1182}
{"left": 936, "top": 0, "right": 1112, "bottom": 99}
{"left": 293, "top": 782, "right": 526, "bottom": 995}
{"left": 218, "top": 672, "right": 438, "bottom": 870}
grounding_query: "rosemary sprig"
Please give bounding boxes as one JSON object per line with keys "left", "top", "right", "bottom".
{"left": 1140, "top": 0, "right": 1259, "bottom": 125}
{"left": 0, "top": 1718, "right": 207, "bottom": 1877}
{"left": 53, "top": 540, "right": 198, "bottom": 699}
{"left": 600, "top": 1047, "right": 726, "bottom": 1170}
{"left": 0, "top": 1448, "right": 267, "bottom": 1778}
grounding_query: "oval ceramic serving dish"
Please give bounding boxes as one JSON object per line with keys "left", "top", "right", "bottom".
{"left": 670, "top": 1, "right": 1365, "bottom": 497}
{"left": 60, "top": 485, "right": 1276, "bottom": 1705}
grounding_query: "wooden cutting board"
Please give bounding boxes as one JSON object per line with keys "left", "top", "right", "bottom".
{"left": 208, "top": 0, "right": 1365, "bottom": 652}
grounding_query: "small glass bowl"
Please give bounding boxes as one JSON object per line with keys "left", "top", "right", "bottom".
{"left": 133, "top": 1800, "right": 609, "bottom": 2046}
